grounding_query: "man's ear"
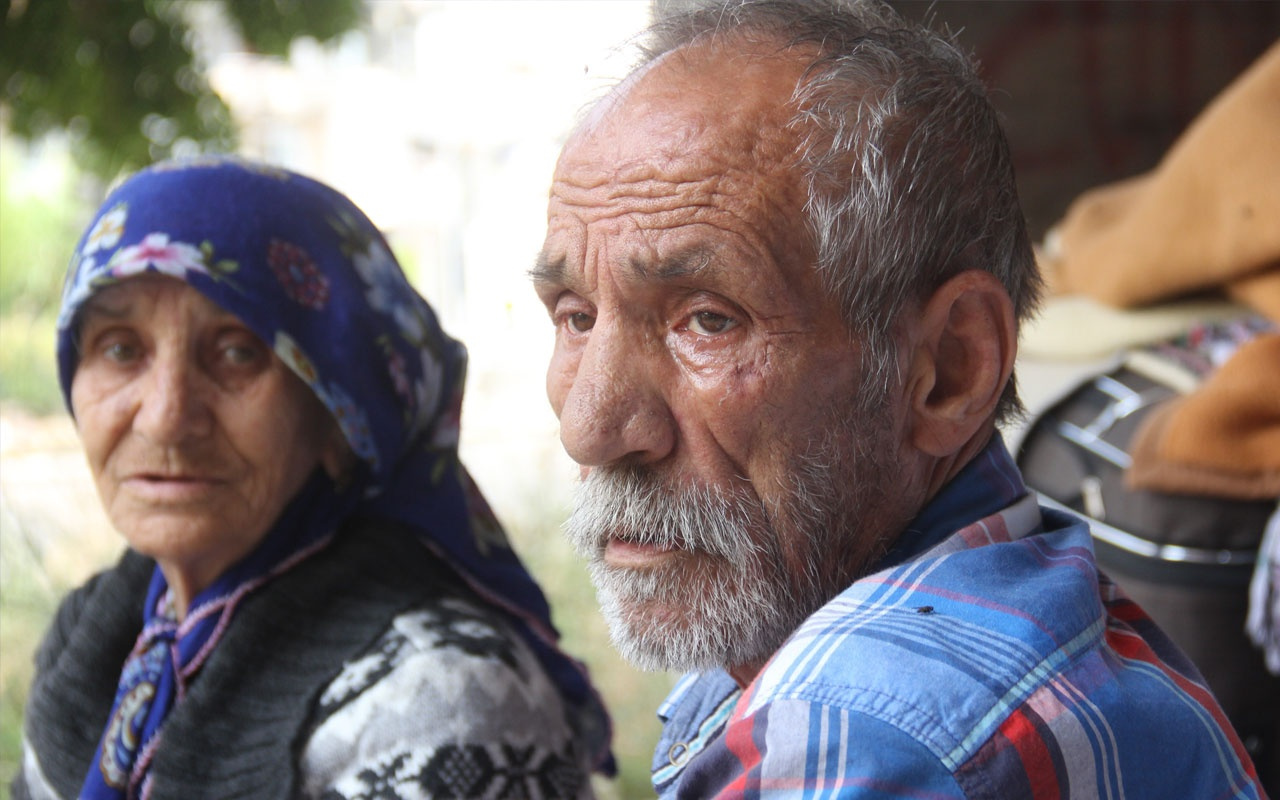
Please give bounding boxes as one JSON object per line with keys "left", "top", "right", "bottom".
{"left": 903, "top": 270, "right": 1016, "bottom": 458}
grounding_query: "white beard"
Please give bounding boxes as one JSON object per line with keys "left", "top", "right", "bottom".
{"left": 564, "top": 391, "right": 904, "bottom": 675}
{"left": 566, "top": 472, "right": 809, "bottom": 673}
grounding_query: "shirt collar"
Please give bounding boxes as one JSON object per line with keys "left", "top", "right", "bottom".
{"left": 872, "top": 432, "right": 1028, "bottom": 572}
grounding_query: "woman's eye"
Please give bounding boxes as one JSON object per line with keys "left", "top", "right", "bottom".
{"left": 224, "top": 345, "right": 259, "bottom": 364}
{"left": 216, "top": 336, "right": 266, "bottom": 367}
{"left": 103, "top": 341, "right": 140, "bottom": 363}
{"left": 687, "top": 311, "right": 737, "bottom": 336}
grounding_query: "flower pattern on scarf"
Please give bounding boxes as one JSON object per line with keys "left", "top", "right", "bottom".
{"left": 318, "top": 381, "right": 379, "bottom": 469}
{"left": 350, "top": 237, "right": 431, "bottom": 346}
{"left": 274, "top": 331, "right": 322, "bottom": 385}
{"left": 386, "top": 347, "right": 412, "bottom": 408}
{"left": 109, "top": 233, "right": 213, "bottom": 280}
{"left": 412, "top": 350, "right": 445, "bottom": 440}
{"left": 83, "top": 203, "right": 127, "bottom": 256}
{"left": 97, "top": 610, "right": 176, "bottom": 792}
{"left": 59, "top": 230, "right": 240, "bottom": 328}
{"left": 272, "top": 332, "right": 378, "bottom": 468}
{"left": 58, "top": 258, "right": 101, "bottom": 329}
{"left": 269, "top": 238, "right": 330, "bottom": 310}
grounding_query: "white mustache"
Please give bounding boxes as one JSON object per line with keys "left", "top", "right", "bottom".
{"left": 565, "top": 466, "right": 768, "bottom": 569}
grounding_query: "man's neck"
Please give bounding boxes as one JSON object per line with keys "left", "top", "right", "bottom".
{"left": 727, "top": 661, "right": 765, "bottom": 689}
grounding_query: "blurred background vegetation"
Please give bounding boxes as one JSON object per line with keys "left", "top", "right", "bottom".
{"left": 1, "top": 0, "right": 359, "bottom": 179}
{"left": 0, "top": 2, "right": 671, "bottom": 798}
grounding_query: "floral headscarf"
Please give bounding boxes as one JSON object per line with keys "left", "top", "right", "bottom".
{"left": 58, "top": 156, "right": 612, "bottom": 798}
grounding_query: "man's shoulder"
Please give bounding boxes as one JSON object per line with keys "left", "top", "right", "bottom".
{"left": 730, "top": 508, "right": 1261, "bottom": 797}
{"left": 746, "top": 510, "right": 1106, "bottom": 765}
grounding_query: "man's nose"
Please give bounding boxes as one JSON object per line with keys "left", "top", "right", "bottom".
{"left": 134, "top": 350, "right": 212, "bottom": 444}
{"left": 556, "top": 323, "right": 676, "bottom": 468}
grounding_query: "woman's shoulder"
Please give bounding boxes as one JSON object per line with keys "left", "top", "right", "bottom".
{"left": 314, "top": 594, "right": 539, "bottom": 716}
{"left": 19, "top": 550, "right": 152, "bottom": 800}
{"left": 31, "top": 548, "right": 149, "bottom": 687}
{"left": 298, "top": 597, "right": 596, "bottom": 799}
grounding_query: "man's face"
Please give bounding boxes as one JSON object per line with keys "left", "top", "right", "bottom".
{"left": 535, "top": 43, "right": 922, "bottom": 678}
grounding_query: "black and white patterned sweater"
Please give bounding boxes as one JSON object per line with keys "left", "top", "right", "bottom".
{"left": 14, "top": 517, "right": 600, "bottom": 800}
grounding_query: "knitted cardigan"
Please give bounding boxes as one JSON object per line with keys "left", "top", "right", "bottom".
{"left": 14, "top": 517, "right": 477, "bottom": 799}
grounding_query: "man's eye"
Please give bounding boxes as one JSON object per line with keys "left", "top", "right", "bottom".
{"left": 566, "top": 312, "right": 595, "bottom": 334}
{"left": 687, "top": 311, "right": 737, "bottom": 336}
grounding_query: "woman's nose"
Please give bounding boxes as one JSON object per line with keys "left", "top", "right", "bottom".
{"left": 554, "top": 323, "right": 676, "bottom": 468}
{"left": 134, "top": 351, "right": 212, "bottom": 444}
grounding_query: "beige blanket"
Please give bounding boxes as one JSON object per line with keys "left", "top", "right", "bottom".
{"left": 1040, "top": 42, "right": 1280, "bottom": 500}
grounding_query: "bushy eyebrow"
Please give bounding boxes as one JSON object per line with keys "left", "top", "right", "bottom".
{"left": 528, "top": 252, "right": 566, "bottom": 288}
{"left": 529, "top": 246, "right": 717, "bottom": 288}
{"left": 649, "top": 247, "right": 714, "bottom": 280}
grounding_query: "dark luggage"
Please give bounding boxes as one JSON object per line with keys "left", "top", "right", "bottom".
{"left": 1015, "top": 318, "right": 1279, "bottom": 793}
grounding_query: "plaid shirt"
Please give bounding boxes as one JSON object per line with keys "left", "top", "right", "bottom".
{"left": 653, "top": 437, "right": 1264, "bottom": 798}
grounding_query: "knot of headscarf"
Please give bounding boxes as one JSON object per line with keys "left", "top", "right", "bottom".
{"left": 58, "top": 157, "right": 612, "bottom": 798}
{"left": 80, "top": 468, "right": 349, "bottom": 800}
{"left": 84, "top": 598, "right": 175, "bottom": 800}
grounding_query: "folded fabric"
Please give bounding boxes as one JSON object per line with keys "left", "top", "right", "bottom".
{"left": 1127, "top": 333, "right": 1280, "bottom": 499}
{"left": 1044, "top": 41, "right": 1280, "bottom": 318}
{"left": 1033, "top": 39, "right": 1280, "bottom": 503}
{"left": 1019, "top": 293, "right": 1248, "bottom": 361}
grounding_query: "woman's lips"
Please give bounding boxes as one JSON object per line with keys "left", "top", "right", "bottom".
{"left": 121, "top": 474, "right": 223, "bottom": 503}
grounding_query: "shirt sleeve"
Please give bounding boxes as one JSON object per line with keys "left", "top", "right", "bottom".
{"left": 676, "top": 697, "right": 966, "bottom": 799}
{"left": 296, "top": 601, "right": 595, "bottom": 800}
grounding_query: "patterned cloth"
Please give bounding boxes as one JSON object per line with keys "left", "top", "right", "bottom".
{"left": 16, "top": 518, "right": 599, "bottom": 800}
{"left": 302, "top": 601, "right": 595, "bottom": 800}
{"left": 1248, "top": 504, "right": 1280, "bottom": 676}
{"left": 48, "top": 156, "right": 611, "bottom": 798}
{"left": 652, "top": 437, "right": 1264, "bottom": 798}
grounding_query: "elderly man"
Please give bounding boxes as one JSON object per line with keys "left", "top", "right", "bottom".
{"left": 532, "top": 0, "right": 1264, "bottom": 796}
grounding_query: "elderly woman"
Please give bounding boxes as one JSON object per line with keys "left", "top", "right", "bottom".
{"left": 14, "top": 157, "right": 612, "bottom": 800}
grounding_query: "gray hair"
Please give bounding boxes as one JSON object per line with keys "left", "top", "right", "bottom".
{"left": 642, "top": 0, "right": 1041, "bottom": 420}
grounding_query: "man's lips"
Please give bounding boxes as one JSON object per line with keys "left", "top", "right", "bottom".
{"left": 604, "top": 537, "right": 682, "bottom": 568}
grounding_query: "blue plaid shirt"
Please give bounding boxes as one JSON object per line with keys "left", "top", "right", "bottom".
{"left": 653, "top": 436, "right": 1263, "bottom": 798}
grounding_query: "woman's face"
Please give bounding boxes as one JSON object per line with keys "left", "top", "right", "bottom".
{"left": 70, "top": 275, "right": 341, "bottom": 604}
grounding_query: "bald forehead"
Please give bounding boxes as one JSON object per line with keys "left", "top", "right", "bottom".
{"left": 541, "top": 34, "right": 827, "bottom": 295}
{"left": 560, "top": 36, "right": 815, "bottom": 185}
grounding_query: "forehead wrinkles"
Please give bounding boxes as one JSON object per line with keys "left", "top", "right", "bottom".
{"left": 550, "top": 133, "right": 805, "bottom": 264}
{"left": 545, "top": 39, "right": 816, "bottom": 288}
{"left": 555, "top": 90, "right": 801, "bottom": 211}
{"left": 550, "top": 165, "right": 773, "bottom": 230}
{"left": 548, "top": 177, "right": 796, "bottom": 298}
{"left": 78, "top": 277, "right": 233, "bottom": 333}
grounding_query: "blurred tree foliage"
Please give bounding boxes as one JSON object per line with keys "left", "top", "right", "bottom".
{"left": 0, "top": 0, "right": 363, "bottom": 180}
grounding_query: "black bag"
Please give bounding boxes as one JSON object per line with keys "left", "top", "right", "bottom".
{"left": 1015, "top": 320, "right": 1278, "bottom": 792}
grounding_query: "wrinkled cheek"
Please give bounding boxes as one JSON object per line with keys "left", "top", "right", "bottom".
{"left": 546, "top": 345, "right": 586, "bottom": 423}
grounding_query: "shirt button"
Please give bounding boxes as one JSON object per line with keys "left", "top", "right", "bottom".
{"left": 669, "top": 742, "right": 690, "bottom": 766}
